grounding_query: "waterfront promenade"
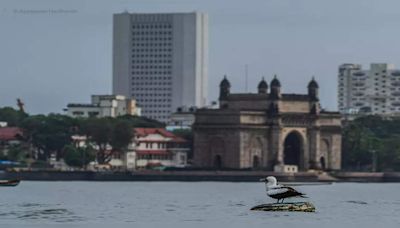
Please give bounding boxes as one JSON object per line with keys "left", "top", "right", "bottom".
{"left": 2, "top": 170, "right": 400, "bottom": 182}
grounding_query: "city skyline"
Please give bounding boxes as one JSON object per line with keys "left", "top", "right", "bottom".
{"left": 2, "top": 0, "right": 400, "bottom": 114}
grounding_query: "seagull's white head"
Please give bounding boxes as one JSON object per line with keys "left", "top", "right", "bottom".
{"left": 266, "top": 176, "right": 277, "bottom": 186}
{"left": 259, "top": 176, "right": 278, "bottom": 186}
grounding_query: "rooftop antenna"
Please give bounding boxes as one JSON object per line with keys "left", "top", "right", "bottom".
{"left": 245, "top": 64, "right": 248, "bottom": 92}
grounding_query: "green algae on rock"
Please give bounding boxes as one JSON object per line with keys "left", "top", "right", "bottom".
{"left": 250, "top": 202, "right": 316, "bottom": 212}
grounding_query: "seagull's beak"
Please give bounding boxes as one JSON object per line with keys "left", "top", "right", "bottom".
{"left": 259, "top": 178, "right": 267, "bottom": 182}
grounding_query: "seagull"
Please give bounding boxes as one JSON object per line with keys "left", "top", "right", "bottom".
{"left": 260, "top": 176, "right": 307, "bottom": 203}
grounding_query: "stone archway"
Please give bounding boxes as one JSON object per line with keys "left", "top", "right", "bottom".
{"left": 209, "top": 138, "right": 225, "bottom": 169}
{"left": 320, "top": 156, "right": 326, "bottom": 170}
{"left": 253, "top": 156, "right": 261, "bottom": 168}
{"left": 214, "top": 155, "right": 222, "bottom": 169}
{"left": 320, "top": 139, "right": 330, "bottom": 170}
{"left": 283, "top": 131, "right": 303, "bottom": 168}
{"left": 249, "top": 137, "right": 263, "bottom": 169}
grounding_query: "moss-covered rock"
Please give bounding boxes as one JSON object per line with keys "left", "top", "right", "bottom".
{"left": 250, "top": 202, "right": 315, "bottom": 212}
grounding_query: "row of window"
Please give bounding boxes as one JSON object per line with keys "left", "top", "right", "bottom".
{"left": 142, "top": 109, "right": 171, "bottom": 113}
{"left": 139, "top": 102, "right": 171, "bottom": 107}
{"left": 133, "top": 82, "right": 172, "bottom": 85}
{"left": 132, "top": 60, "right": 172, "bottom": 64}
{"left": 132, "top": 24, "right": 172, "bottom": 29}
{"left": 133, "top": 85, "right": 172, "bottom": 89}
{"left": 132, "top": 48, "right": 172, "bottom": 53}
{"left": 133, "top": 93, "right": 172, "bottom": 97}
{"left": 137, "top": 99, "right": 171, "bottom": 102}
{"left": 132, "top": 76, "right": 171, "bottom": 80}
{"left": 345, "top": 102, "right": 400, "bottom": 107}
{"left": 132, "top": 54, "right": 172, "bottom": 58}
{"left": 132, "top": 37, "right": 172, "bottom": 41}
{"left": 132, "top": 30, "right": 172, "bottom": 34}
{"left": 133, "top": 33, "right": 172, "bottom": 38}
{"left": 132, "top": 42, "right": 172, "bottom": 47}
{"left": 339, "top": 108, "right": 395, "bottom": 113}
{"left": 135, "top": 93, "right": 171, "bottom": 97}
{"left": 132, "top": 67, "right": 172, "bottom": 72}
{"left": 133, "top": 88, "right": 172, "bottom": 93}
{"left": 340, "top": 73, "right": 400, "bottom": 79}
{"left": 137, "top": 154, "right": 172, "bottom": 160}
{"left": 132, "top": 71, "right": 172, "bottom": 75}
{"left": 132, "top": 70, "right": 172, "bottom": 75}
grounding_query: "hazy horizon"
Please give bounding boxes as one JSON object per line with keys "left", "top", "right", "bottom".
{"left": 2, "top": 0, "right": 400, "bottom": 114}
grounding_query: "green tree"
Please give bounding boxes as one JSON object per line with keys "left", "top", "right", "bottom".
{"left": 63, "top": 145, "right": 95, "bottom": 168}
{"left": 343, "top": 115, "right": 400, "bottom": 171}
{"left": 110, "top": 119, "right": 133, "bottom": 157}
{"left": 7, "top": 144, "right": 27, "bottom": 162}
{"left": 82, "top": 118, "right": 113, "bottom": 164}
{"left": 20, "top": 114, "right": 74, "bottom": 161}
{"left": 0, "top": 107, "right": 28, "bottom": 126}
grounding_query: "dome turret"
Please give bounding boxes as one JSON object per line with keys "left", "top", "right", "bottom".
{"left": 308, "top": 76, "right": 319, "bottom": 101}
{"left": 219, "top": 75, "right": 231, "bottom": 88}
{"left": 219, "top": 75, "right": 231, "bottom": 100}
{"left": 258, "top": 77, "right": 268, "bottom": 94}
{"left": 270, "top": 75, "right": 281, "bottom": 88}
{"left": 270, "top": 75, "right": 281, "bottom": 99}
{"left": 308, "top": 77, "right": 319, "bottom": 89}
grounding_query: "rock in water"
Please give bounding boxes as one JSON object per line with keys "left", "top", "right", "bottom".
{"left": 250, "top": 202, "right": 315, "bottom": 212}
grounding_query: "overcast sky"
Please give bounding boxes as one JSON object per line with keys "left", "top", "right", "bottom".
{"left": 1, "top": 0, "right": 400, "bottom": 114}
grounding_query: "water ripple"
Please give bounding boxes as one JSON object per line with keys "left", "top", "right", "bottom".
{"left": 345, "top": 200, "right": 368, "bottom": 205}
{"left": 0, "top": 206, "right": 86, "bottom": 223}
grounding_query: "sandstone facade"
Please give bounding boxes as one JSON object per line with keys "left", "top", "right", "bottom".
{"left": 193, "top": 76, "right": 342, "bottom": 170}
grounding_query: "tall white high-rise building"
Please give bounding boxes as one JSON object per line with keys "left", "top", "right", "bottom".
{"left": 113, "top": 12, "right": 208, "bottom": 122}
{"left": 338, "top": 63, "right": 400, "bottom": 115}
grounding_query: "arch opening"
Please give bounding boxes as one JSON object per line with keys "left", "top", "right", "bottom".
{"left": 249, "top": 137, "right": 263, "bottom": 169}
{"left": 320, "top": 139, "right": 330, "bottom": 170}
{"left": 252, "top": 156, "right": 260, "bottom": 169}
{"left": 209, "top": 138, "right": 225, "bottom": 169}
{"left": 214, "top": 155, "right": 222, "bottom": 169}
{"left": 320, "top": 156, "right": 326, "bottom": 170}
{"left": 283, "top": 131, "right": 303, "bottom": 167}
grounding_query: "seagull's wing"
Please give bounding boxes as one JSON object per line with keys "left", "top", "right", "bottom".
{"left": 283, "top": 186, "right": 307, "bottom": 197}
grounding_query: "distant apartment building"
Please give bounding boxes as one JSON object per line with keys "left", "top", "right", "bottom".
{"left": 112, "top": 12, "right": 208, "bottom": 122}
{"left": 65, "top": 95, "right": 141, "bottom": 118}
{"left": 338, "top": 63, "right": 400, "bottom": 116}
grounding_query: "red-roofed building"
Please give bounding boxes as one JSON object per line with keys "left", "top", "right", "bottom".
{"left": 0, "top": 127, "right": 24, "bottom": 157}
{"left": 76, "top": 127, "right": 188, "bottom": 170}
{"left": 123, "top": 128, "right": 188, "bottom": 169}
{"left": 0, "top": 127, "right": 23, "bottom": 141}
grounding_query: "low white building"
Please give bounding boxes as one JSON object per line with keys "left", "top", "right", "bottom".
{"left": 65, "top": 95, "right": 141, "bottom": 118}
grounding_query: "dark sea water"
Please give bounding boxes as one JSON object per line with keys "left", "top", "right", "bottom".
{"left": 1, "top": 181, "right": 400, "bottom": 228}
